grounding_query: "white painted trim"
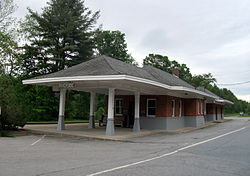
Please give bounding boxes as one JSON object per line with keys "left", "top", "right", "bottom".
{"left": 204, "top": 100, "right": 207, "bottom": 115}
{"left": 59, "top": 89, "right": 66, "bottom": 116}
{"left": 90, "top": 92, "right": 96, "bottom": 116}
{"left": 107, "top": 88, "right": 115, "bottom": 120}
{"left": 215, "top": 99, "right": 234, "bottom": 104}
{"left": 200, "top": 101, "right": 203, "bottom": 115}
{"left": 22, "top": 74, "right": 220, "bottom": 100}
{"left": 114, "top": 98, "right": 123, "bottom": 116}
{"left": 134, "top": 92, "right": 140, "bottom": 119}
{"left": 147, "top": 98, "right": 156, "bottom": 117}
{"left": 179, "top": 100, "right": 182, "bottom": 117}
{"left": 172, "top": 100, "right": 175, "bottom": 117}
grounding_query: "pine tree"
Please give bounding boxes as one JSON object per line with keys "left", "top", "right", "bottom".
{"left": 20, "top": 0, "right": 99, "bottom": 75}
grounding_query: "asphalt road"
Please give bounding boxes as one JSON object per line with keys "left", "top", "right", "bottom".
{"left": 0, "top": 119, "right": 249, "bottom": 176}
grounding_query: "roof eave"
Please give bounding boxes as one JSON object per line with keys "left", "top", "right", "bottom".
{"left": 215, "top": 99, "right": 234, "bottom": 105}
{"left": 22, "top": 75, "right": 219, "bottom": 99}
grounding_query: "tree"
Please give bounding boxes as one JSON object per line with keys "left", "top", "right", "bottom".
{"left": 143, "top": 54, "right": 193, "bottom": 82}
{"left": 94, "top": 30, "right": 137, "bottom": 64}
{"left": 246, "top": 104, "right": 250, "bottom": 115}
{"left": 0, "top": 0, "right": 16, "bottom": 30}
{"left": 20, "top": 0, "right": 100, "bottom": 75}
{"left": 0, "top": 0, "right": 19, "bottom": 75}
{"left": 0, "top": 75, "right": 26, "bottom": 130}
{"left": 191, "top": 73, "right": 216, "bottom": 88}
{"left": 0, "top": 30, "right": 19, "bottom": 75}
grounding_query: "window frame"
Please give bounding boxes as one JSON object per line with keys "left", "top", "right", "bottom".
{"left": 147, "top": 98, "right": 156, "bottom": 117}
{"left": 115, "top": 98, "right": 123, "bottom": 116}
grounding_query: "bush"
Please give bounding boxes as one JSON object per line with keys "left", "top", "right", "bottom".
{"left": 0, "top": 130, "right": 13, "bottom": 137}
{"left": 95, "top": 107, "right": 105, "bottom": 120}
{"left": 0, "top": 75, "right": 26, "bottom": 130}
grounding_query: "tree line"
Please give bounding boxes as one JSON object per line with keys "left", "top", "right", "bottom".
{"left": 0, "top": 0, "right": 249, "bottom": 130}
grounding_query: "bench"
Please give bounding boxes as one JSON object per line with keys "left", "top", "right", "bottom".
{"left": 99, "top": 116, "right": 125, "bottom": 127}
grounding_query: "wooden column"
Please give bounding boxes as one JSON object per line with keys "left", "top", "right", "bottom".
{"left": 133, "top": 91, "right": 140, "bottom": 132}
{"left": 88, "top": 92, "right": 96, "bottom": 128}
{"left": 105, "top": 88, "right": 115, "bottom": 136}
{"left": 57, "top": 89, "right": 66, "bottom": 130}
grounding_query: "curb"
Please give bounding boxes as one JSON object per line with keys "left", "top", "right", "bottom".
{"left": 27, "top": 129, "right": 125, "bottom": 142}
{"left": 26, "top": 119, "right": 233, "bottom": 142}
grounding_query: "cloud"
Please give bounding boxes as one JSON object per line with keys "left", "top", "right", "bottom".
{"left": 13, "top": 0, "right": 48, "bottom": 18}
{"left": 14, "top": 0, "right": 250, "bottom": 99}
{"left": 237, "top": 94, "right": 250, "bottom": 103}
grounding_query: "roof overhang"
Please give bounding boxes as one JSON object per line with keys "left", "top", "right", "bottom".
{"left": 215, "top": 99, "right": 234, "bottom": 105}
{"left": 23, "top": 75, "right": 223, "bottom": 100}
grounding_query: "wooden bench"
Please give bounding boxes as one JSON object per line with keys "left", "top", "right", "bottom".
{"left": 99, "top": 116, "right": 125, "bottom": 127}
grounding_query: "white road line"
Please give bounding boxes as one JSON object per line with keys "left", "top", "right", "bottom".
{"left": 31, "top": 135, "right": 46, "bottom": 146}
{"left": 86, "top": 127, "right": 246, "bottom": 176}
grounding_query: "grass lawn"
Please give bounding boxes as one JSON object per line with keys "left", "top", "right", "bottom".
{"left": 225, "top": 114, "right": 250, "bottom": 117}
{"left": 27, "top": 119, "right": 99, "bottom": 124}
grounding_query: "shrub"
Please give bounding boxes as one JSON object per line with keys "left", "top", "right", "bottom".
{"left": 0, "top": 75, "right": 26, "bottom": 130}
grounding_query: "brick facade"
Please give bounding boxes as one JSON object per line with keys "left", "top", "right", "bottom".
{"left": 206, "top": 103, "right": 224, "bottom": 115}
{"left": 108, "top": 95, "right": 204, "bottom": 118}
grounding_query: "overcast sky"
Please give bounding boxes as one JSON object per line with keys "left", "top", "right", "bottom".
{"left": 13, "top": 0, "right": 250, "bottom": 102}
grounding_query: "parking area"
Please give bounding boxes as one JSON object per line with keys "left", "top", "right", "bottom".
{"left": 1, "top": 119, "right": 250, "bottom": 176}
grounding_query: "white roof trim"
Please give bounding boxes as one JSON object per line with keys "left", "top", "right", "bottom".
{"left": 215, "top": 99, "right": 234, "bottom": 105}
{"left": 22, "top": 74, "right": 219, "bottom": 99}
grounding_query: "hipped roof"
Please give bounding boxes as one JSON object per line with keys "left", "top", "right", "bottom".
{"left": 24, "top": 55, "right": 233, "bottom": 104}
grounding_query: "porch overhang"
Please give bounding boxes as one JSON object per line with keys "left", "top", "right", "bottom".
{"left": 23, "top": 74, "right": 220, "bottom": 100}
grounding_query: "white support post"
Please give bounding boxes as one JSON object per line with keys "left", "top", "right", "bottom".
{"left": 57, "top": 89, "right": 66, "bottom": 130}
{"left": 204, "top": 100, "right": 207, "bottom": 115}
{"left": 133, "top": 91, "right": 140, "bottom": 132}
{"left": 106, "top": 88, "right": 115, "bottom": 136}
{"left": 88, "top": 92, "right": 96, "bottom": 128}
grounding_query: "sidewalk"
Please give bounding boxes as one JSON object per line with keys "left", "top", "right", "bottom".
{"left": 24, "top": 120, "right": 231, "bottom": 141}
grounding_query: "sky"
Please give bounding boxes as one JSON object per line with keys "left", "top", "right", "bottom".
{"left": 13, "top": 0, "right": 250, "bottom": 102}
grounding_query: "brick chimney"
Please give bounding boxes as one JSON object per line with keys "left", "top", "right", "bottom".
{"left": 172, "top": 67, "right": 180, "bottom": 78}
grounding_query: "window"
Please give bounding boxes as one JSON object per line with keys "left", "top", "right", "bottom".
{"left": 115, "top": 99, "right": 123, "bottom": 116}
{"left": 147, "top": 99, "right": 156, "bottom": 117}
{"left": 172, "top": 100, "right": 175, "bottom": 117}
{"left": 179, "top": 100, "right": 182, "bottom": 117}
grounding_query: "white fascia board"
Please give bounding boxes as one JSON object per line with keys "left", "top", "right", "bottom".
{"left": 22, "top": 74, "right": 217, "bottom": 99}
{"left": 215, "top": 99, "right": 234, "bottom": 105}
{"left": 22, "top": 75, "right": 126, "bottom": 84}
{"left": 126, "top": 76, "right": 218, "bottom": 99}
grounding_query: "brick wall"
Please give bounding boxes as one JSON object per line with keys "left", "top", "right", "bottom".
{"left": 184, "top": 99, "right": 205, "bottom": 116}
{"left": 105, "top": 95, "right": 210, "bottom": 118}
{"left": 206, "top": 103, "right": 223, "bottom": 114}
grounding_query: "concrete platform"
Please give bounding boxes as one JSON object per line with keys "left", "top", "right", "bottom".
{"left": 24, "top": 120, "right": 231, "bottom": 141}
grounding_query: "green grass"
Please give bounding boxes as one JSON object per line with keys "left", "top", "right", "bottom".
{"left": 27, "top": 119, "right": 99, "bottom": 124}
{"left": 225, "top": 114, "right": 250, "bottom": 117}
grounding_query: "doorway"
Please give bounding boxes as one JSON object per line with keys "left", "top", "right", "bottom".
{"left": 128, "top": 101, "right": 135, "bottom": 128}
